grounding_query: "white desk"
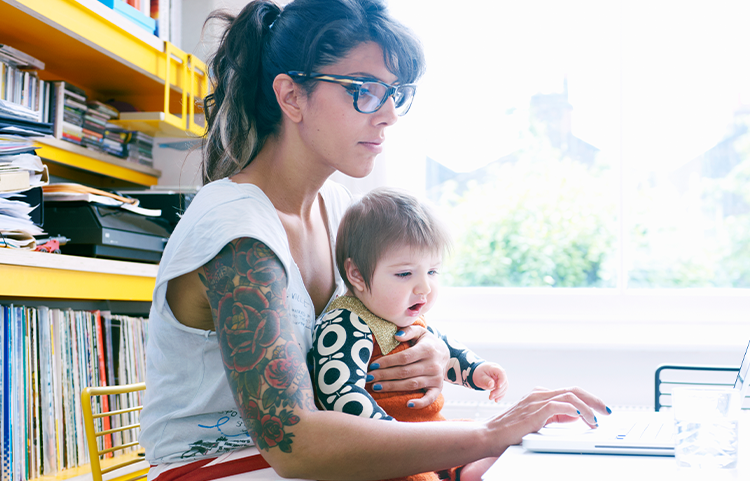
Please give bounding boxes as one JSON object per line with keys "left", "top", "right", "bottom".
{"left": 483, "top": 413, "right": 749, "bottom": 480}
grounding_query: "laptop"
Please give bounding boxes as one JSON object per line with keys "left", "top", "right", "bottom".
{"left": 521, "top": 340, "right": 750, "bottom": 456}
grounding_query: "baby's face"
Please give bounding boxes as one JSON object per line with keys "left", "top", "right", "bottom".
{"left": 358, "top": 245, "right": 441, "bottom": 328}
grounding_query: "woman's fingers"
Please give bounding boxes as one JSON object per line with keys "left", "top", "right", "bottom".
{"left": 528, "top": 386, "right": 609, "bottom": 424}
{"left": 527, "top": 387, "right": 608, "bottom": 428}
{"left": 407, "top": 387, "right": 441, "bottom": 409}
{"left": 368, "top": 372, "right": 439, "bottom": 393}
{"left": 483, "top": 386, "right": 612, "bottom": 454}
{"left": 368, "top": 325, "right": 448, "bottom": 405}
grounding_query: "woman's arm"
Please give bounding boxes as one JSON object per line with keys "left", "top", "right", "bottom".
{"left": 202, "top": 238, "right": 607, "bottom": 480}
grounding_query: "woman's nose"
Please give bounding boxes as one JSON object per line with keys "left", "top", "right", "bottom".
{"left": 373, "top": 96, "right": 398, "bottom": 126}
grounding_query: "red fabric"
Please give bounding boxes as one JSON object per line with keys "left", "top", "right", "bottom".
{"left": 367, "top": 318, "right": 458, "bottom": 481}
{"left": 151, "top": 454, "right": 272, "bottom": 481}
{"left": 367, "top": 318, "right": 446, "bottom": 424}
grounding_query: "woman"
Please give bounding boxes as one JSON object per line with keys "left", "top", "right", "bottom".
{"left": 140, "top": 0, "right": 608, "bottom": 479}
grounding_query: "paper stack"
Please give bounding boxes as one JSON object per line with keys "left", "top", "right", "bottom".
{"left": 0, "top": 139, "right": 49, "bottom": 247}
{"left": 42, "top": 183, "right": 160, "bottom": 217}
{"left": 0, "top": 136, "right": 48, "bottom": 247}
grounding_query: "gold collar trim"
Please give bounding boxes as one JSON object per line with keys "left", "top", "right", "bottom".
{"left": 328, "top": 296, "right": 400, "bottom": 355}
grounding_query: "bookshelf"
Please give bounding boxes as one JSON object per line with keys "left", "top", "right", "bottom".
{"left": 0, "top": 2, "right": 200, "bottom": 479}
{"left": 0, "top": 0, "right": 208, "bottom": 140}
{"left": 35, "top": 137, "right": 161, "bottom": 187}
{"left": 0, "top": 249, "right": 157, "bottom": 301}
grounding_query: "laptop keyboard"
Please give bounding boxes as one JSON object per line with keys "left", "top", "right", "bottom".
{"left": 616, "top": 422, "right": 673, "bottom": 443}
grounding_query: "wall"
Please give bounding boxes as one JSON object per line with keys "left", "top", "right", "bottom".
{"left": 441, "top": 342, "right": 745, "bottom": 410}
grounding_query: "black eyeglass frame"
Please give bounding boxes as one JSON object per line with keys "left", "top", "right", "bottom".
{"left": 286, "top": 71, "right": 417, "bottom": 116}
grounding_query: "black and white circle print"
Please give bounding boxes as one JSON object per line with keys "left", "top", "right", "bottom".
{"left": 334, "top": 392, "right": 385, "bottom": 419}
{"left": 318, "top": 359, "right": 350, "bottom": 395}
{"left": 313, "top": 309, "right": 391, "bottom": 420}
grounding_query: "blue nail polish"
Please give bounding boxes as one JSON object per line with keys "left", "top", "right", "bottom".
{"left": 576, "top": 410, "right": 581, "bottom": 415}
{"left": 396, "top": 331, "right": 405, "bottom": 337}
{"left": 370, "top": 363, "right": 380, "bottom": 370}
{"left": 606, "top": 406, "right": 612, "bottom": 414}
{"left": 408, "top": 402, "right": 415, "bottom": 408}
{"left": 373, "top": 384, "right": 382, "bottom": 391}
{"left": 366, "top": 374, "right": 374, "bottom": 382}
{"left": 594, "top": 416, "right": 598, "bottom": 423}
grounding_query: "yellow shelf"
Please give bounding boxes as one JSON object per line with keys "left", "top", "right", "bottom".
{"left": 0, "top": 250, "right": 157, "bottom": 301}
{"left": 112, "top": 112, "right": 205, "bottom": 138}
{"left": 35, "top": 137, "right": 160, "bottom": 187}
{"left": 0, "top": 0, "right": 207, "bottom": 136}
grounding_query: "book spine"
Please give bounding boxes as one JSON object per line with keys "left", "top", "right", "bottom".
{"left": 38, "top": 307, "right": 57, "bottom": 476}
{"left": 1, "top": 306, "right": 9, "bottom": 481}
{"left": 92, "top": 311, "right": 113, "bottom": 456}
{"left": 50, "top": 309, "right": 64, "bottom": 473}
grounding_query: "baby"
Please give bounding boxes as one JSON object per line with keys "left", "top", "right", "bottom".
{"left": 310, "top": 187, "right": 508, "bottom": 481}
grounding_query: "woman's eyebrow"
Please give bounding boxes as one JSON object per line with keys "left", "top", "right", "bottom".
{"left": 348, "top": 71, "right": 397, "bottom": 83}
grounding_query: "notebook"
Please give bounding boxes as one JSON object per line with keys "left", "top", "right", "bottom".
{"left": 521, "top": 340, "right": 750, "bottom": 456}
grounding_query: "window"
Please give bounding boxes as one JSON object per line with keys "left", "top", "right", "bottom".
{"left": 330, "top": 1, "right": 750, "bottom": 336}
{"left": 340, "top": 1, "right": 750, "bottom": 288}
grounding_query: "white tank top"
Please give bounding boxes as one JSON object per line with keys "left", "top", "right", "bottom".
{"left": 140, "top": 178, "right": 351, "bottom": 464}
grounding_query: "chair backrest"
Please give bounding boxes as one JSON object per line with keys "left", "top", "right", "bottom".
{"left": 81, "top": 382, "right": 149, "bottom": 481}
{"left": 654, "top": 364, "right": 749, "bottom": 412}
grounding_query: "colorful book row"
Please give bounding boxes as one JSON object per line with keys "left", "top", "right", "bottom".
{"left": 0, "top": 305, "right": 147, "bottom": 481}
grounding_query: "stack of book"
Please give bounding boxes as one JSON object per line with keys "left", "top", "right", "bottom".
{"left": 51, "top": 82, "right": 88, "bottom": 145}
{"left": 127, "top": 131, "right": 154, "bottom": 167}
{"left": 82, "top": 101, "right": 120, "bottom": 154}
{"left": 1, "top": 305, "right": 148, "bottom": 479}
{"left": 0, "top": 44, "right": 54, "bottom": 123}
{"left": 102, "top": 125, "right": 131, "bottom": 158}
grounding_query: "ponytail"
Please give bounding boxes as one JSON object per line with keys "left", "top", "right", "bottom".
{"left": 201, "top": 0, "right": 425, "bottom": 185}
{"left": 202, "top": 2, "right": 280, "bottom": 185}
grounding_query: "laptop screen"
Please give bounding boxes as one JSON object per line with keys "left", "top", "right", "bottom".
{"left": 734, "top": 340, "right": 750, "bottom": 397}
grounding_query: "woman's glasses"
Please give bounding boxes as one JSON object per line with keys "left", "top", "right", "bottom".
{"left": 287, "top": 71, "right": 416, "bottom": 116}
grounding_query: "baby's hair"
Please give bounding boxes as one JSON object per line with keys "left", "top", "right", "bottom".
{"left": 336, "top": 187, "right": 451, "bottom": 292}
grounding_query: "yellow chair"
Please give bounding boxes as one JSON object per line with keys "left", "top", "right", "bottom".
{"left": 81, "top": 382, "right": 149, "bottom": 481}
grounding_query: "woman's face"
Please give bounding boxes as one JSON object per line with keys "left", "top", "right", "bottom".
{"left": 298, "top": 42, "right": 400, "bottom": 178}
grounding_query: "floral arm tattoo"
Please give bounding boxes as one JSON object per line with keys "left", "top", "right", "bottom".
{"left": 201, "top": 237, "right": 316, "bottom": 454}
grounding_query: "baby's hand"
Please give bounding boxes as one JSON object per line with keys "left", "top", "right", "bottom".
{"left": 473, "top": 362, "right": 508, "bottom": 402}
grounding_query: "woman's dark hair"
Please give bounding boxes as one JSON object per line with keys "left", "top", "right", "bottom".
{"left": 201, "top": 0, "right": 425, "bottom": 185}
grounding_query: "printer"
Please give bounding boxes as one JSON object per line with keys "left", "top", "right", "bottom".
{"left": 43, "top": 202, "right": 170, "bottom": 263}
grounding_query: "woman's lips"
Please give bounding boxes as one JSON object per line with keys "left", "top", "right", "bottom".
{"left": 360, "top": 140, "right": 383, "bottom": 154}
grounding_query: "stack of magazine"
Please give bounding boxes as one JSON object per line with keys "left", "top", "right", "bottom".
{"left": 0, "top": 306, "right": 148, "bottom": 479}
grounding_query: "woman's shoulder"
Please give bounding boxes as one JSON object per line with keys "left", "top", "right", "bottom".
{"left": 159, "top": 180, "right": 291, "bottom": 283}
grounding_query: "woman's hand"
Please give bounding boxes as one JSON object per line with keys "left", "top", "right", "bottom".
{"left": 367, "top": 325, "right": 449, "bottom": 409}
{"left": 487, "top": 386, "right": 611, "bottom": 454}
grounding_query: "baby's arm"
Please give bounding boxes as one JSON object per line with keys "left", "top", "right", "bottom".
{"left": 311, "top": 309, "right": 394, "bottom": 420}
{"left": 427, "top": 326, "right": 508, "bottom": 402}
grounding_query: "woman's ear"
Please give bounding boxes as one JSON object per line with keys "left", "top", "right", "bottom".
{"left": 344, "top": 258, "right": 367, "bottom": 293}
{"left": 273, "top": 73, "right": 304, "bottom": 123}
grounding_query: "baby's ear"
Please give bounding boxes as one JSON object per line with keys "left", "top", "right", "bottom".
{"left": 344, "top": 258, "right": 366, "bottom": 293}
